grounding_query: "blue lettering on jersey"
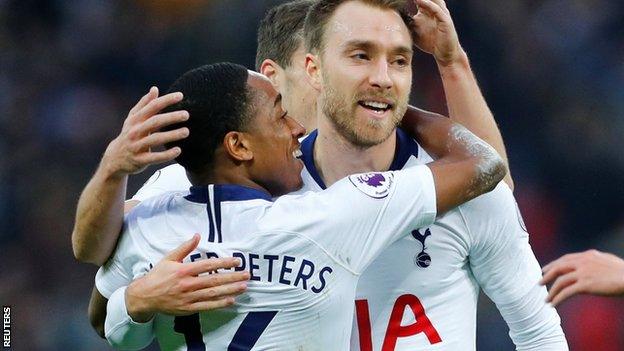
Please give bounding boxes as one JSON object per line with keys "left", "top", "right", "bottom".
{"left": 190, "top": 251, "right": 333, "bottom": 294}
{"left": 311, "top": 266, "right": 332, "bottom": 293}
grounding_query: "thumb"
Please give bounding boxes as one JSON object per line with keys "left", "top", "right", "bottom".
{"left": 164, "top": 233, "right": 200, "bottom": 262}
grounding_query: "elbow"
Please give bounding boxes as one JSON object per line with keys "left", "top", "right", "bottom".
{"left": 72, "top": 231, "right": 106, "bottom": 266}
{"left": 489, "top": 155, "right": 508, "bottom": 190}
{"left": 476, "top": 152, "right": 507, "bottom": 194}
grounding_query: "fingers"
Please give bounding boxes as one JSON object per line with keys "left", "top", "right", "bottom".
{"left": 133, "top": 128, "right": 189, "bottom": 152}
{"left": 550, "top": 283, "right": 580, "bottom": 307}
{"left": 135, "top": 110, "right": 189, "bottom": 136}
{"left": 426, "top": 0, "right": 449, "bottom": 14}
{"left": 129, "top": 87, "right": 159, "bottom": 115}
{"left": 134, "top": 92, "right": 184, "bottom": 123}
{"left": 539, "top": 262, "right": 575, "bottom": 285}
{"left": 165, "top": 234, "right": 200, "bottom": 262}
{"left": 188, "top": 296, "right": 237, "bottom": 312}
{"left": 415, "top": 0, "right": 452, "bottom": 23}
{"left": 542, "top": 252, "right": 581, "bottom": 272}
{"left": 184, "top": 257, "right": 244, "bottom": 276}
{"left": 187, "top": 270, "right": 251, "bottom": 291}
{"left": 546, "top": 272, "right": 577, "bottom": 304}
{"left": 134, "top": 147, "right": 182, "bottom": 166}
{"left": 189, "top": 281, "right": 248, "bottom": 303}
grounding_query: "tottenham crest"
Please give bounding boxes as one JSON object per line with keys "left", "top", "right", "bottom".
{"left": 348, "top": 172, "right": 394, "bottom": 199}
{"left": 411, "top": 228, "right": 432, "bottom": 268}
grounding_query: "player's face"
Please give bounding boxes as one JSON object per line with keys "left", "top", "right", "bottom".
{"left": 246, "top": 71, "right": 306, "bottom": 196}
{"left": 277, "top": 45, "right": 319, "bottom": 132}
{"left": 318, "top": 1, "right": 412, "bottom": 147}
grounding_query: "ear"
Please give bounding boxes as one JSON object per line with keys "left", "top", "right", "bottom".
{"left": 223, "top": 131, "right": 253, "bottom": 162}
{"left": 305, "top": 53, "right": 322, "bottom": 92}
{"left": 260, "top": 59, "right": 280, "bottom": 88}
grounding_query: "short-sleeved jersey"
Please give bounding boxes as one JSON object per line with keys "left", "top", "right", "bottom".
{"left": 97, "top": 165, "right": 437, "bottom": 350}
{"left": 132, "top": 165, "right": 191, "bottom": 202}
{"left": 296, "top": 129, "right": 567, "bottom": 350}
{"left": 128, "top": 128, "right": 567, "bottom": 350}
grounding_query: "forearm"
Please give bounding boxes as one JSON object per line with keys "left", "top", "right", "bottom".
{"left": 437, "top": 51, "right": 513, "bottom": 189}
{"left": 405, "top": 113, "right": 506, "bottom": 212}
{"left": 72, "top": 157, "right": 126, "bottom": 265}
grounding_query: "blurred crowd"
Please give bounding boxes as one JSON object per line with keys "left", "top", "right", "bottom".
{"left": 1, "top": 0, "right": 622, "bottom": 349}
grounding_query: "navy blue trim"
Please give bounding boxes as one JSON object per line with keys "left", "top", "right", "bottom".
{"left": 184, "top": 186, "right": 209, "bottom": 203}
{"left": 227, "top": 311, "right": 278, "bottom": 351}
{"left": 300, "top": 128, "right": 420, "bottom": 189}
{"left": 300, "top": 129, "right": 327, "bottom": 189}
{"left": 184, "top": 186, "right": 215, "bottom": 242}
{"left": 213, "top": 186, "right": 223, "bottom": 243}
{"left": 185, "top": 185, "right": 272, "bottom": 203}
{"left": 215, "top": 184, "right": 273, "bottom": 202}
{"left": 207, "top": 197, "right": 216, "bottom": 243}
{"left": 389, "top": 127, "right": 420, "bottom": 171}
{"left": 185, "top": 185, "right": 271, "bottom": 243}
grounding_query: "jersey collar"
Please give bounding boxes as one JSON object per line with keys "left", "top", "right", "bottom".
{"left": 300, "top": 127, "right": 419, "bottom": 190}
{"left": 185, "top": 184, "right": 273, "bottom": 203}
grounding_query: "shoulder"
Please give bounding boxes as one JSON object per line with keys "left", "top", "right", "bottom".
{"left": 453, "top": 182, "right": 527, "bottom": 247}
{"left": 152, "top": 163, "right": 188, "bottom": 181}
{"left": 458, "top": 182, "right": 516, "bottom": 217}
{"left": 126, "top": 190, "right": 188, "bottom": 222}
{"left": 132, "top": 164, "right": 190, "bottom": 201}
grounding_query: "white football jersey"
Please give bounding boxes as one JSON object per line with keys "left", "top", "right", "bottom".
{"left": 97, "top": 165, "right": 438, "bottom": 350}
{"left": 128, "top": 128, "right": 567, "bottom": 350}
{"left": 296, "top": 129, "right": 567, "bottom": 351}
{"left": 132, "top": 164, "right": 191, "bottom": 202}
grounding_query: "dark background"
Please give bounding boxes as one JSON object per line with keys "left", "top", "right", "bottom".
{"left": 1, "top": 0, "right": 623, "bottom": 349}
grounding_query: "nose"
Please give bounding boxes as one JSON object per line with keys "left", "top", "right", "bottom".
{"left": 369, "top": 59, "right": 393, "bottom": 90}
{"left": 287, "top": 116, "right": 306, "bottom": 139}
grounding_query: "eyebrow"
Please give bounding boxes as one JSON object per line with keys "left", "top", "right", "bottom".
{"left": 342, "top": 40, "right": 413, "bottom": 56}
{"left": 274, "top": 93, "right": 282, "bottom": 107}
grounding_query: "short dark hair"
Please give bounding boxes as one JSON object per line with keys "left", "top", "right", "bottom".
{"left": 255, "top": 0, "right": 316, "bottom": 71}
{"left": 163, "top": 62, "right": 253, "bottom": 175}
{"left": 304, "top": 0, "right": 414, "bottom": 54}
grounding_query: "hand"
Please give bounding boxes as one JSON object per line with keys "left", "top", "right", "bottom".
{"left": 411, "top": 0, "right": 463, "bottom": 66}
{"left": 540, "top": 249, "right": 624, "bottom": 306}
{"left": 102, "top": 87, "right": 190, "bottom": 178}
{"left": 126, "top": 234, "right": 250, "bottom": 322}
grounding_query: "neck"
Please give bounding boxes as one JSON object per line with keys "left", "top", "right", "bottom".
{"left": 188, "top": 166, "right": 269, "bottom": 196}
{"left": 314, "top": 114, "right": 397, "bottom": 187}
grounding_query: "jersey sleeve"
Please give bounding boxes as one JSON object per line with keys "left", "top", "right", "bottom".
{"left": 95, "top": 215, "right": 148, "bottom": 298}
{"left": 131, "top": 163, "right": 191, "bottom": 202}
{"left": 465, "top": 183, "right": 568, "bottom": 350}
{"left": 298, "top": 165, "right": 437, "bottom": 274}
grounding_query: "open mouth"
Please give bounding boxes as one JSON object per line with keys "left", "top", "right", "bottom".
{"left": 358, "top": 100, "right": 393, "bottom": 114}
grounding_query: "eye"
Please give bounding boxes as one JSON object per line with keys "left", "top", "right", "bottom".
{"left": 351, "top": 52, "right": 369, "bottom": 61}
{"left": 393, "top": 57, "right": 409, "bottom": 67}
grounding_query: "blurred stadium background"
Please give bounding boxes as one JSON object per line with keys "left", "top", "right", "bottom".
{"left": 1, "top": 0, "right": 623, "bottom": 349}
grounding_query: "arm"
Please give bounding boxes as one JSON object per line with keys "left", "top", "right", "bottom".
{"left": 468, "top": 186, "right": 568, "bottom": 350}
{"left": 89, "top": 287, "right": 108, "bottom": 338}
{"left": 541, "top": 250, "right": 624, "bottom": 306}
{"left": 410, "top": 0, "right": 514, "bottom": 189}
{"left": 72, "top": 88, "right": 188, "bottom": 265}
{"left": 90, "top": 234, "right": 250, "bottom": 348}
{"left": 403, "top": 111, "right": 507, "bottom": 213}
